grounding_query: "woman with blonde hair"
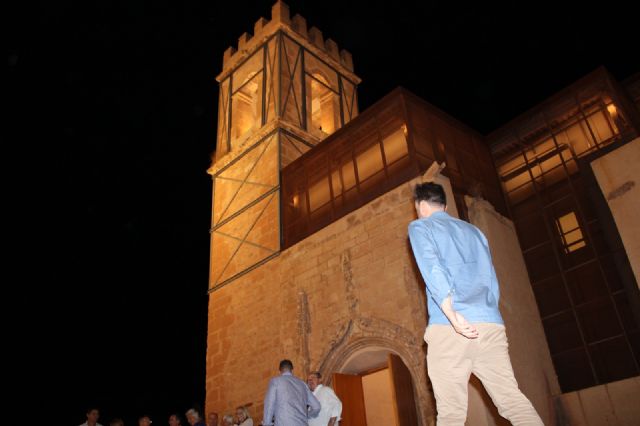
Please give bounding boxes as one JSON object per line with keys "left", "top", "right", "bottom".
{"left": 234, "top": 406, "right": 253, "bottom": 426}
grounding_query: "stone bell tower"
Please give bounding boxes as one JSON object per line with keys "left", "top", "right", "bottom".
{"left": 208, "top": 1, "right": 361, "bottom": 290}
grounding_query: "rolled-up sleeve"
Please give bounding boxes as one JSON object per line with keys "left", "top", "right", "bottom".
{"left": 408, "top": 221, "right": 453, "bottom": 307}
{"left": 307, "top": 386, "right": 321, "bottom": 418}
{"left": 327, "top": 387, "right": 342, "bottom": 420}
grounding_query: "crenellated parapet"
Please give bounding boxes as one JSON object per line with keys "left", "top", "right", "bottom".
{"left": 216, "top": 1, "right": 358, "bottom": 82}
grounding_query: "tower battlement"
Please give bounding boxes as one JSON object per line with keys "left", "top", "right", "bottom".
{"left": 217, "top": 1, "right": 356, "bottom": 81}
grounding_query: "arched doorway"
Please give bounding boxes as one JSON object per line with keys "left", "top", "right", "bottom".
{"left": 331, "top": 346, "right": 419, "bottom": 426}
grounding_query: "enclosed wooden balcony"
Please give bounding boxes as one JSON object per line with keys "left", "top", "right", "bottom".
{"left": 281, "top": 87, "right": 505, "bottom": 248}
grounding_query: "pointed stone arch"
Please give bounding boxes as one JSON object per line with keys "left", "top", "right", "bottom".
{"left": 314, "top": 317, "right": 436, "bottom": 426}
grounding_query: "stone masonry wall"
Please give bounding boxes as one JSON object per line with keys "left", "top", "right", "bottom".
{"left": 207, "top": 178, "right": 433, "bottom": 423}
{"left": 206, "top": 175, "right": 558, "bottom": 425}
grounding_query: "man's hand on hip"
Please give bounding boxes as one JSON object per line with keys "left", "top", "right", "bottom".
{"left": 441, "top": 297, "right": 479, "bottom": 339}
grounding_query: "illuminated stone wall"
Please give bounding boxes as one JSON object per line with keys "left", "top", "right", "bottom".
{"left": 206, "top": 177, "right": 434, "bottom": 423}
{"left": 209, "top": 1, "right": 361, "bottom": 291}
{"left": 206, "top": 174, "right": 558, "bottom": 425}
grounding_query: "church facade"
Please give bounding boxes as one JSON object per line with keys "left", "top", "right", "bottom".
{"left": 206, "top": 2, "right": 640, "bottom": 424}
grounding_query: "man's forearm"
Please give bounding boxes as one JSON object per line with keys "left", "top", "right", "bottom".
{"left": 328, "top": 418, "right": 337, "bottom": 426}
{"left": 440, "top": 296, "right": 456, "bottom": 322}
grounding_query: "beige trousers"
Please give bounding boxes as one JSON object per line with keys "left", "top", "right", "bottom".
{"left": 424, "top": 323, "right": 544, "bottom": 426}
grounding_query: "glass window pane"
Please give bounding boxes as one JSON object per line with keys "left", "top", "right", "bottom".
{"left": 539, "top": 157, "right": 568, "bottom": 188}
{"left": 306, "top": 156, "right": 330, "bottom": 213}
{"left": 599, "top": 254, "right": 626, "bottom": 292}
{"left": 532, "top": 276, "right": 571, "bottom": 317}
{"left": 554, "top": 129, "right": 571, "bottom": 150}
{"left": 563, "top": 119, "right": 593, "bottom": 157}
{"left": 605, "top": 103, "right": 624, "bottom": 135}
{"left": 589, "top": 336, "right": 638, "bottom": 383}
{"left": 534, "top": 138, "right": 555, "bottom": 156}
{"left": 543, "top": 311, "right": 583, "bottom": 353}
{"left": 331, "top": 170, "right": 342, "bottom": 196}
{"left": 308, "top": 176, "right": 331, "bottom": 212}
{"left": 511, "top": 195, "right": 541, "bottom": 219}
{"left": 382, "top": 127, "right": 408, "bottom": 165}
{"left": 576, "top": 298, "right": 622, "bottom": 344}
{"left": 355, "top": 143, "right": 384, "bottom": 182}
{"left": 561, "top": 148, "right": 578, "bottom": 177}
{"left": 586, "top": 109, "right": 614, "bottom": 145}
{"left": 515, "top": 212, "right": 549, "bottom": 250}
{"left": 524, "top": 241, "right": 560, "bottom": 283}
{"left": 285, "top": 190, "right": 307, "bottom": 222}
{"left": 341, "top": 159, "right": 356, "bottom": 191}
{"left": 498, "top": 152, "right": 526, "bottom": 177}
{"left": 587, "top": 221, "right": 611, "bottom": 255}
{"left": 537, "top": 178, "right": 571, "bottom": 207}
{"left": 539, "top": 152, "right": 563, "bottom": 174}
{"left": 565, "top": 261, "right": 609, "bottom": 305}
{"left": 552, "top": 348, "right": 596, "bottom": 392}
{"left": 503, "top": 170, "right": 531, "bottom": 193}
{"left": 550, "top": 206, "right": 588, "bottom": 256}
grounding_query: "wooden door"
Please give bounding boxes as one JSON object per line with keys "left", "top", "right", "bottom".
{"left": 388, "top": 353, "right": 418, "bottom": 426}
{"left": 333, "top": 372, "right": 367, "bottom": 426}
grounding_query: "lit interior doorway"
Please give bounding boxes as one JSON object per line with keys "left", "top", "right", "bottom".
{"left": 332, "top": 348, "right": 418, "bottom": 426}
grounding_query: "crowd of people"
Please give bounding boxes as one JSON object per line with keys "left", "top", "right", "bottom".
{"left": 78, "top": 360, "right": 342, "bottom": 426}
{"left": 78, "top": 406, "right": 253, "bottom": 426}
{"left": 80, "top": 407, "right": 220, "bottom": 426}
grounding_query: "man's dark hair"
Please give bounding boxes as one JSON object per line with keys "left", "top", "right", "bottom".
{"left": 169, "top": 413, "right": 184, "bottom": 424}
{"left": 414, "top": 182, "right": 446, "bottom": 206}
{"left": 310, "top": 371, "right": 321, "bottom": 379}
{"left": 279, "top": 359, "right": 294, "bottom": 371}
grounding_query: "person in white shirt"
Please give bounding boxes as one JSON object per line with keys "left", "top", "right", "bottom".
{"left": 307, "top": 371, "right": 342, "bottom": 426}
{"left": 79, "top": 407, "right": 103, "bottom": 426}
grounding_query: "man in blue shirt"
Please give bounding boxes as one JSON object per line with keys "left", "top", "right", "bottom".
{"left": 262, "top": 359, "right": 321, "bottom": 426}
{"left": 408, "top": 182, "right": 542, "bottom": 426}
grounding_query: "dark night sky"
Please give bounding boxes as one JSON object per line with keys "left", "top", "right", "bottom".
{"left": 9, "top": 1, "right": 638, "bottom": 424}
